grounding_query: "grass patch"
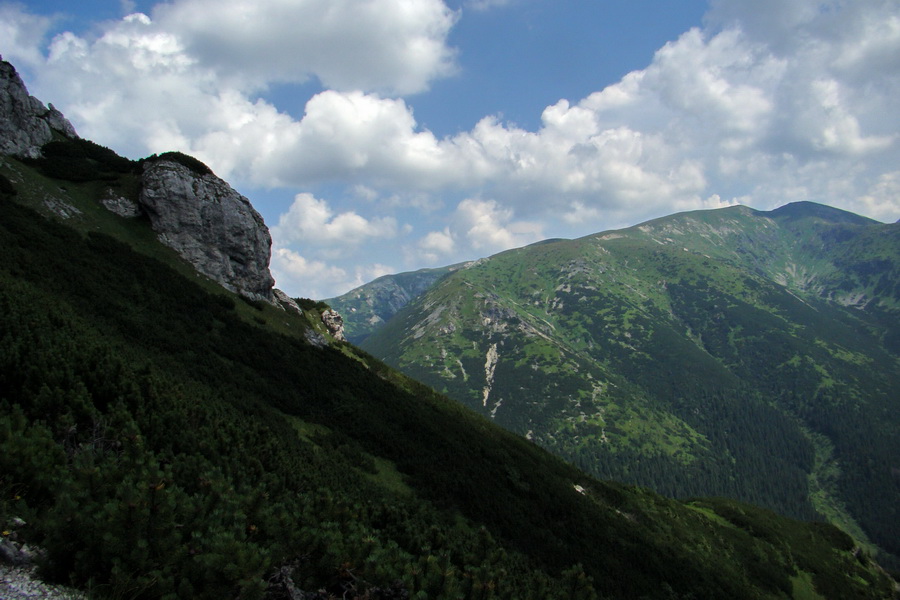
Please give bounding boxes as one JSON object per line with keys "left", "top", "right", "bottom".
{"left": 791, "top": 570, "right": 825, "bottom": 600}
{"left": 366, "top": 456, "right": 414, "bottom": 496}
{"left": 685, "top": 502, "right": 737, "bottom": 530}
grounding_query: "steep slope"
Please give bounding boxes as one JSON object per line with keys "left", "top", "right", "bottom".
{"left": 1, "top": 56, "right": 896, "bottom": 599}
{"left": 361, "top": 203, "right": 900, "bottom": 565}
{"left": 4, "top": 148, "right": 898, "bottom": 600}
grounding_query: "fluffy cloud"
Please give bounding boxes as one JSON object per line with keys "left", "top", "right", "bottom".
{"left": 1, "top": 0, "right": 458, "bottom": 167}
{"left": 11, "top": 0, "right": 898, "bottom": 224}
{"left": 269, "top": 193, "right": 400, "bottom": 298}
{"left": 271, "top": 247, "right": 393, "bottom": 300}
{"left": 846, "top": 171, "right": 900, "bottom": 224}
{"left": 257, "top": 91, "right": 451, "bottom": 188}
{"left": 454, "top": 198, "right": 543, "bottom": 252}
{"left": 271, "top": 248, "right": 349, "bottom": 295}
{"left": 155, "top": 0, "right": 458, "bottom": 95}
{"left": 417, "top": 227, "right": 456, "bottom": 263}
{"left": 0, "top": 4, "right": 53, "bottom": 68}
{"left": 272, "top": 193, "right": 398, "bottom": 247}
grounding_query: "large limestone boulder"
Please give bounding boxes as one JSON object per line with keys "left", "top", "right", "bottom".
{"left": 139, "top": 158, "right": 275, "bottom": 302}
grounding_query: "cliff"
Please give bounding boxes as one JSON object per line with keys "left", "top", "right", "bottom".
{"left": 0, "top": 55, "right": 341, "bottom": 327}
{"left": 0, "top": 56, "right": 77, "bottom": 158}
{"left": 139, "top": 157, "right": 275, "bottom": 303}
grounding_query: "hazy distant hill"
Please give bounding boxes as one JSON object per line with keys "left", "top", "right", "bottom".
{"left": 325, "top": 263, "right": 465, "bottom": 343}
{"left": 355, "top": 202, "right": 900, "bottom": 565}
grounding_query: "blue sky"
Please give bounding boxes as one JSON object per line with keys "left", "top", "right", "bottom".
{"left": 2, "top": 0, "right": 899, "bottom": 298}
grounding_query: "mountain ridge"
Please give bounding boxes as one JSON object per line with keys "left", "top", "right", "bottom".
{"left": 329, "top": 200, "right": 896, "bottom": 335}
{"left": 350, "top": 200, "right": 900, "bottom": 565}
{"left": 325, "top": 262, "right": 468, "bottom": 343}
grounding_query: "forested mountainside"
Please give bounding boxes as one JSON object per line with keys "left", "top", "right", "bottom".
{"left": 1, "top": 55, "right": 897, "bottom": 598}
{"left": 354, "top": 202, "right": 900, "bottom": 566}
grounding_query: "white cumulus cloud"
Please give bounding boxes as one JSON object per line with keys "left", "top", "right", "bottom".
{"left": 155, "top": 0, "right": 458, "bottom": 95}
{"left": 454, "top": 198, "right": 543, "bottom": 252}
{"left": 0, "top": 4, "right": 54, "bottom": 68}
{"left": 271, "top": 247, "right": 394, "bottom": 300}
{"left": 0, "top": 0, "right": 459, "bottom": 169}
{"left": 416, "top": 227, "right": 456, "bottom": 263}
{"left": 273, "top": 193, "right": 398, "bottom": 247}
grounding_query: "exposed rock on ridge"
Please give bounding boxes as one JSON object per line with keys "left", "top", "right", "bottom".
{"left": 0, "top": 56, "right": 77, "bottom": 158}
{"left": 1, "top": 55, "right": 291, "bottom": 313}
{"left": 321, "top": 309, "right": 346, "bottom": 341}
{"left": 139, "top": 159, "right": 275, "bottom": 302}
{"left": 273, "top": 289, "right": 303, "bottom": 314}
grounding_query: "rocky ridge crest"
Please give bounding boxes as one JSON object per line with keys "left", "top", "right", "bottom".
{"left": 320, "top": 308, "right": 346, "bottom": 341}
{"left": 0, "top": 56, "right": 77, "bottom": 158}
{"left": 0, "top": 55, "right": 344, "bottom": 332}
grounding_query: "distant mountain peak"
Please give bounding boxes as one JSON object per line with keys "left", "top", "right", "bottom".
{"left": 765, "top": 200, "right": 878, "bottom": 225}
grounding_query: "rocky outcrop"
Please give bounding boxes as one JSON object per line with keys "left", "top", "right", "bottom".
{"left": 100, "top": 189, "right": 142, "bottom": 218}
{"left": 1, "top": 56, "right": 278, "bottom": 305}
{"left": 273, "top": 289, "right": 303, "bottom": 315}
{"left": 0, "top": 515, "right": 84, "bottom": 600}
{"left": 0, "top": 56, "right": 77, "bottom": 158}
{"left": 139, "top": 159, "right": 275, "bottom": 302}
{"left": 321, "top": 309, "right": 346, "bottom": 341}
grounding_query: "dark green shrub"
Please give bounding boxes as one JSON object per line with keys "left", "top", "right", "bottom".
{"left": 0, "top": 173, "right": 16, "bottom": 197}
{"left": 296, "top": 298, "right": 331, "bottom": 312}
{"left": 25, "top": 139, "right": 133, "bottom": 182}
{"left": 240, "top": 296, "right": 267, "bottom": 311}
{"left": 142, "top": 151, "right": 214, "bottom": 176}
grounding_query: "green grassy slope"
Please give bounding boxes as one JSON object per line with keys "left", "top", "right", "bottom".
{"left": 361, "top": 203, "right": 900, "bottom": 567}
{"left": 2, "top": 147, "right": 896, "bottom": 598}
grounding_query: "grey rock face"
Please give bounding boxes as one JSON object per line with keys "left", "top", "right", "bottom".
{"left": 139, "top": 159, "right": 275, "bottom": 302}
{"left": 0, "top": 56, "right": 77, "bottom": 158}
{"left": 1, "top": 55, "right": 277, "bottom": 304}
{"left": 321, "top": 309, "right": 346, "bottom": 341}
{"left": 101, "top": 189, "right": 142, "bottom": 218}
{"left": 303, "top": 328, "right": 329, "bottom": 348}
{"left": 273, "top": 288, "right": 303, "bottom": 315}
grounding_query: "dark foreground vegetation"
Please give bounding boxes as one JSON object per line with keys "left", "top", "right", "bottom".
{"left": 0, "top": 154, "right": 896, "bottom": 599}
